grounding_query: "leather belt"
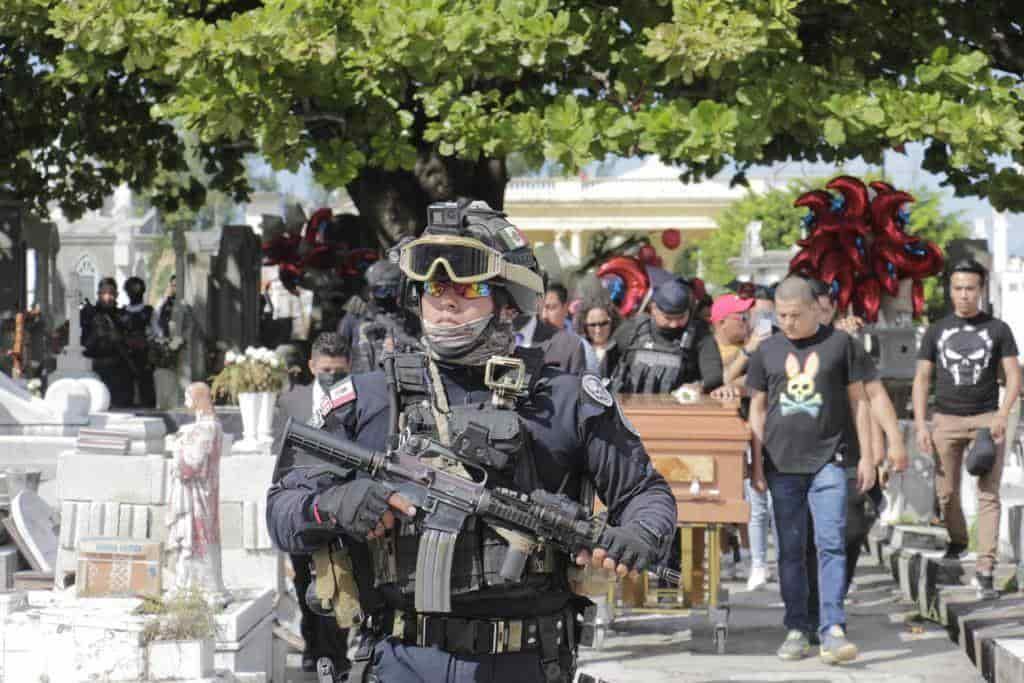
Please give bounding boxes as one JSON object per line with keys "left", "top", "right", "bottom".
{"left": 392, "top": 610, "right": 571, "bottom": 657}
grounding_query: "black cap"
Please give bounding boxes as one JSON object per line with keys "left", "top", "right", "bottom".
{"left": 652, "top": 279, "right": 692, "bottom": 315}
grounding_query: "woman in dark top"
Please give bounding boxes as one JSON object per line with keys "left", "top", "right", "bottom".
{"left": 575, "top": 299, "right": 622, "bottom": 380}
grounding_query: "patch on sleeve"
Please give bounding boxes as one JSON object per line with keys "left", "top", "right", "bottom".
{"left": 315, "top": 378, "right": 357, "bottom": 423}
{"left": 581, "top": 374, "right": 614, "bottom": 408}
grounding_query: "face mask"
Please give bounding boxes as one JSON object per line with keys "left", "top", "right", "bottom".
{"left": 317, "top": 370, "right": 348, "bottom": 391}
{"left": 657, "top": 323, "right": 686, "bottom": 341}
{"left": 422, "top": 314, "right": 494, "bottom": 352}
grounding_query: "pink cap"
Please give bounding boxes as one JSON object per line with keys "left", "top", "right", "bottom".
{"left": 710, "top": 294, "right": 755, "bottom": 324}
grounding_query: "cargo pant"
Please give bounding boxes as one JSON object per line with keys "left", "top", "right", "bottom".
{"left": 931, "top": 412, "right": 1005, "bottom": 572}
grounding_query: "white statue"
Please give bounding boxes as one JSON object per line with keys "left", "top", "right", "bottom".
{"left": 166, "top": 382, "right": 227, "bottom": 603}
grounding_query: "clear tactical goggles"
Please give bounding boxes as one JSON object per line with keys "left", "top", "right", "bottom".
{"left": 398, "top": 235, "right": 543, "bottom": 293}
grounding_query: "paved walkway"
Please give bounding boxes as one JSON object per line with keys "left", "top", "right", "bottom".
{"left": 283, "top": 559, "right": 982, "bottom": 682}
{"left": 576, "top": 562, "right": 982, "bottom": 683}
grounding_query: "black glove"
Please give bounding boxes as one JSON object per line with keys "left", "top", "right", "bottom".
{"left": 316, "top": 479, "right": 396, "bottom": 538}
{"left": 597, "top": 522, "right": 662, "bottom": 571}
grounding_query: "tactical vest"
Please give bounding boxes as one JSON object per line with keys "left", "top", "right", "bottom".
{"left": 611, "top": 318, "right": 698, "bottom": 394}
{"left": 122, "top": 306, "right": 153, "bottom": 355}
{"left": 367, "top": 348, "right": 571, "bottom": 611}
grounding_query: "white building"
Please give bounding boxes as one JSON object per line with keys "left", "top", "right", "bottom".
{"left": 51, "top": 187, "right": 163, "bottom": 313}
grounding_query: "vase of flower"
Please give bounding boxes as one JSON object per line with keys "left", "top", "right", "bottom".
{"left": 210, "top": 346, "right": 290, "bottom": 449}
{"left": 256, "top": 391, "right": 277, "bottom": 443}
{"left": 237, "top": 392, "right": 261, "bottom": 445}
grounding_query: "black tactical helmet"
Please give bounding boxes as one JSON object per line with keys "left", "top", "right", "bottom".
{"left": 398, "top": 199, "right": 543, "bottom": 313}
{"left": 364, "top": 260, "right": 402, "bottom": 290}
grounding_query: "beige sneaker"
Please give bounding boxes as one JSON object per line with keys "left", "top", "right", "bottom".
{"left": 819, "top": 625, "right": 858, "bottom": 664}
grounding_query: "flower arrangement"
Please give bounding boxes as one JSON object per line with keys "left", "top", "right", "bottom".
{"left": 150, "top": 336, "right": 185, "bottom": 369}
{"left": 209, "top": 346, "right": 288, "bottom": 403}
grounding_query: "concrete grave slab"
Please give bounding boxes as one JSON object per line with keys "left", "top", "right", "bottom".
{"left": 220, "top": 502, "right": 244, "bottom": 550}
{"left": 214, "top": 588, "right": 275, "bottom": 642}
{"left": 972, "top": 621, "right": 1024, "bottom": 677}
{"left": 994, "top": 638, "right": 1024, "bottom": 683}
{"left": 215, "top": 613, "right": 274, "bottom": 676}
{"left": 58, "top": 501, "right": 76, "bottom": 549}
{"left": 10, "top": 490, "right": 57, "bottom": 573}
{"left": 0, "top": 544, "right": 19, "bottom": 590}
{"left": 57, "top": 453, "right": 168, "bottom": 505}
{"left": 891, "top": 524, "right": 949, "bottom": 551}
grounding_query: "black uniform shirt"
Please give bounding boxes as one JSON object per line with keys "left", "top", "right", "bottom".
{"left": 267, "top": 364, "right": 677, "bottom": 560}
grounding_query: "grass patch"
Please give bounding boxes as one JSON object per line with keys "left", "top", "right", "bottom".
{"left": 135, "top": 587, "right": 221, "bottom": 644}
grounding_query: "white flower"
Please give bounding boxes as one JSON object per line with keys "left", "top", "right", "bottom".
{"left": 225, "top": 350, "right": 238, "bottom": 364}
{"left": 245, "top": 346, "right": 257, "bottom": 357}
{"left": 269, "top": 357, "right": 280, "bottom": 369}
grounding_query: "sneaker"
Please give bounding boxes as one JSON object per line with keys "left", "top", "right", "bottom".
{"left": 974, "top": 572, "right": 999, "bottom": 600}
{"left": 819, "top": 625, "right": 858, "bottom": 664}
{"left": 777, "top": 630, "right": 811, "bottom": 661}
{"left": 746, "top": 566, "right": 769, "bottom": 591}
{"left": 942, "top": 542, "right": 967, "bottom": 561}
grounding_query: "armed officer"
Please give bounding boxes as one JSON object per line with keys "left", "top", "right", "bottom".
{"left": 610, "top": 278, "right": 714, "bottom": 394}
{"left": 339, "top": 260, "right": 422, "bottom": 374}
{"left": 268, "top": 199, "right": 677, "bottom": 682}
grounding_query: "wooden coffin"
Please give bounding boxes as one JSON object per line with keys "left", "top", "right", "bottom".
{"left": 618, "top": 395, "right": 751, "bottom": 524}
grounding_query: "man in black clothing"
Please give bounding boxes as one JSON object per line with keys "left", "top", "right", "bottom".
{"left": 267, "top": 199, "right": 676, "bottom": 682}
{"left": 913, "top": 259, "right": 1020, "bottom": 597}
{"left": 271, "top": 332, "right": 351, "bottom": 673}
{"left": 81, "top": 277, "right": 133, "bottom": 408}
{"left": 338, "top": 260, "right": 421, "bottom": 374}
{"left": 611, "top": 278, "right": 713, "bottom": 394}
{"left": 122, "top": 276, "right": 155, "bottom": 408}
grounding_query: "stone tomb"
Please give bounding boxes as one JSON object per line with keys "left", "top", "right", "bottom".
{"left": 0, "top": 589, "right": 275, "bottom": 682}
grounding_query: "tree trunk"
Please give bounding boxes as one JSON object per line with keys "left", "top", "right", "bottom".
{"left": 346, "top": 149, "right": 508, "bottom": 247}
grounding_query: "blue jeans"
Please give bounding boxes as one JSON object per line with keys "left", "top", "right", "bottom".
{"left": 767, "top": 462, "right": 848, "bottom": 636}
{"left": 744, "top": 478, "right": 775, "bottom": 569}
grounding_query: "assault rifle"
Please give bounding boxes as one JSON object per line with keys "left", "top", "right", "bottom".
{"left": 280, "top": 418, "right": 680, "bottom": 613}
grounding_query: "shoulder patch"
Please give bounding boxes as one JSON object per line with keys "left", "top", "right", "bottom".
{"left": 316, "top": 378, "right": 357, "bottom": 423}
{"left": 581, "top": 374, "right": 613, "bottom": 408}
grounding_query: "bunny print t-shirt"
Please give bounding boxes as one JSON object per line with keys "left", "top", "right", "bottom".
{"left": 917, "top": 312, "right": 1017, "bottom": 416}
{"left": 746, "top": 325, "right": 877, "bottom": 474}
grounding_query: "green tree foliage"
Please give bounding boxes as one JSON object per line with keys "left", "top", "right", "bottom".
{"left": 4, "top": 1, "right": 1024, "bottom": 241}
{"left": 699, "top": 179, "right": 966, "bottom": 316}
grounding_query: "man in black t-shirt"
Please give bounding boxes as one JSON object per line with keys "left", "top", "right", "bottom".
{"left": 913, "top": 259, "right": 1021, "bottom": 597}
{"left": 747, "top": 276, "right": 876, "bottom": 664}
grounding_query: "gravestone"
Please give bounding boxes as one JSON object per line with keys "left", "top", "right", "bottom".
{"left": 9, "top": 490, "right": 58, "bottom": 573}
{"left": 50, "top": 273, "right": 97, "bottom": 382}
{"left": 208, "top": 225, "right": 261, "bottom": 354}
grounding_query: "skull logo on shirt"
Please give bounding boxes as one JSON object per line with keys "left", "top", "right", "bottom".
{"left": 937, "top": 325, "right": 993, "bottom": 386}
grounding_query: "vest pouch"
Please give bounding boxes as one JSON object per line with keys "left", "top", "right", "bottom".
{"left": 448, "top": 407, "right": 525, "bottom": 475}
{"left": 313, "top": 544, "right": 361, "bottom": 629}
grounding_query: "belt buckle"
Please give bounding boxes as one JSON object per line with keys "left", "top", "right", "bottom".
{"left": 416, "top": 614, "right": 427, "bottom": 647}
{"left": 507, "top": 620, "right": 523, "bottom": 653}
{"left": 493, "top": 619, "right": 505, "bottom": 654}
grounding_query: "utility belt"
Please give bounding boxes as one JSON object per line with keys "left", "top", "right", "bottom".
{"left": 391, "top": 608, "right": 575, "bottom": 656}
{"left": 347, "top": 608, "right": 578, "bottom": 683}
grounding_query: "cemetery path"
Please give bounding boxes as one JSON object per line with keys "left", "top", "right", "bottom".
{"left": 284, "top": 557, "right": 982, "bottom": 682}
